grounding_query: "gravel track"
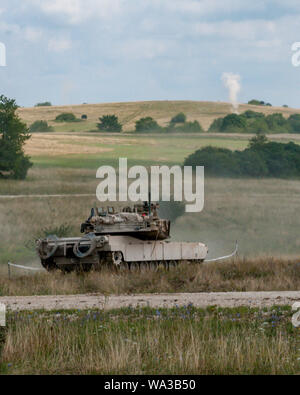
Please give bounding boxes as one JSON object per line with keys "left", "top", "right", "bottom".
{"left": 0, "top": 291, "right": 299, "bottom": 311}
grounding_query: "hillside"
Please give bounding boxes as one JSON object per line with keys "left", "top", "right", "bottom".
{"left": 17, "top": 100, "right": 300, "bottom": 132}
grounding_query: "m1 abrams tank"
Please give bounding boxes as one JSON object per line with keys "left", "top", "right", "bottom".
{"left": 36, "top": 201, "right": 211, "bottom": 273}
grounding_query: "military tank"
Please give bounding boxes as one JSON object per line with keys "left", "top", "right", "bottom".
{"left": 36, "top": 201, "right": 237, "bottom": 273}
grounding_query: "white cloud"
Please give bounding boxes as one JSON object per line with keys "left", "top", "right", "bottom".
{"left": 30, "top": 0, "right": 123, "bottom": 24}
{"left": 48, "top": 38, "right": 72, "bottom": 52}
{"left": 0, "top": 21, "right": 20, "bottom": 34}
{"left": 24, "top": 27, "right": 43, "bottom": 42}
{"left": 194, "top": 19, "right": 278, "bottom": 40}
{"left": 152, "top": 0, "right": 266, "bottom": 15}
{"left": 119, "top": 39, "right": 168, "bottom": 60}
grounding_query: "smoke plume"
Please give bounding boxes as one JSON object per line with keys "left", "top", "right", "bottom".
{"left": 222, "top": 72, "right": 241, "bottom": 113}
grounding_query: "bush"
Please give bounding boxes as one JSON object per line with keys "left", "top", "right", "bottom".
{"left": 248, "top": 99, "right": 263, "bottom": 105}
{"left": 209, "top": 114, "right": 247, "bottom": 133}
{"left": 265, "top": 113, "right": 289, "bottom": 133}
{"left": 55, "top": 113, "right": 78, "bottom": 122}
{"left": 220, "top": 114, "right": 247, "bottom": 132}
{"left": 81, "top": 114, "right": 88, "bottom": 120}
{"left": 135, "top": 117, "right": 161, "bottom": 133}
{"left": 242, "top": 110, "right": 265, "bottom": 119}
{"left": 35, "top": 102, "right": 52, "bottom": 107}
{"left": 208, "top": 110, "right": 294, "bottom": 134}
{"left": 170, "top": 113, "right": 186, "bottom": 124}
{"left": 184, "top": 133, "right": 300, "bottom": 179}
{"left": 185, "top": 146, "right": 241, "bottom": 177}
{"left": 208, "top": 117, "right": 224, "bottom": 132}
{"left": 248, "top": 100, "right": 272, "bottom": 106}
{"left": 247, "top": 118, "right": 269, "bottom": 134}
{"left": 288, "top": 114, "right": 300, "bottom": 133}
{"left": 167, "top": 121, "right": 203, "bottom": 133}
{"left": 29, "top": 120, "right": 54, "bottom": 133}
{"left": 97, "top": 115, "right": 122, "bottom": 133}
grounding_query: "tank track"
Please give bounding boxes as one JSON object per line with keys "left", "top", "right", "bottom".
{"left": 41, "top": 252, "right": 205, "bottom": 273}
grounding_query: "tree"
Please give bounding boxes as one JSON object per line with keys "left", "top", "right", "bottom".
{"left": 242, "top": 110, "right": 264, "bottom": 119}
{"left": 220, "top": 113, "right": 247, "bottom": 132}
{"left": 176, "top": 120, "right": 203, "bottom": 133}
{"left": 55, "top": 113, "right": 78, "bottom": 122}
{"left": 29, "top": 120, "right": 54, "bottom": 133}
{"left": 248, "top": 132, "right": 268, "bottom": 149}
{"left": 135, "top": 117, "right": 161, "bottom": 133}
{"left": 170, "top": 112, "right": 186, "bottom": 124}
{"left": 0, "top": 95, "right": 32, "bottom": 179}
{"left": 208, "top": 117, "right": 223, "bottom": 132}
{"left": 35, "top": 101, "right": 52, "bottom": 107}
{"left": 248, "top": 99, "right": 272, "bottom": 107}
{"left": 248, "top": 118, "right": 269, "bottom": 134}
{"left": 248, "top": 99, "right": 262, "bottom": 105}
{"left": 288, "top": 114, "right": 300, "bottom": 133}
{"left": 97, "top": 115, "right": 122, "bottom": 132}
{"left": 265, "top": 113, "right": 289, "bottom": 132}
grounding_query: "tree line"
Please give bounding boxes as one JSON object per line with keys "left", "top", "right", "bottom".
{"left": 184, "top": 133, "right": 300, "bottom": 178}
{"left": 209, "top": 110, "right": 300, "bottom": 134}
{"left": 29, "top": 112, "right": 204, "bottom": 133}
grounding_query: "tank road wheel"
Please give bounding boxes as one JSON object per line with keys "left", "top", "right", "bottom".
{"left": 149, "top": 262, "right": 158, "bottom": 271}
{"left": 129, "top": 262, "right": 140, "bottom": 272}
{"left": 169, "top": 260, "right": 178, "bottom": 269}
{"left": 120, "top": 262, "right": 129, "bottom": 271}
{"left": 140, "top": 261, "right": 150, "bottom": 272}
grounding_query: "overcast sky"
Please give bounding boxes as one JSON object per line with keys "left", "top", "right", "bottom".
{"left": 0, "top": 0, "right": 300, "bottom": 108}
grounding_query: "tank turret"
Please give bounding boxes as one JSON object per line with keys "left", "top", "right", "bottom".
{"left": 80, "top": 202, "right": 170, "bottom": 241}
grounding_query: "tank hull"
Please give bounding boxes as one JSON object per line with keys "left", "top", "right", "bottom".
{"left": 37, "top": 235, "right": 208, "bottom": 272}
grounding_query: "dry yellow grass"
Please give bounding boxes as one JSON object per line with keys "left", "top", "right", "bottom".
{"left": 17, "top": 100, "right": 300, "bottom": 131}
{"left": 1, "top": 257, "right": 300, "bottom": 296}
{"left": 25, "top": 134, "right": 114, "bottom": 156}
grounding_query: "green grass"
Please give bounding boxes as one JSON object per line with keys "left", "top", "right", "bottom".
{"left": 29, "top": 134, "right": 249, "bottom": 169}
{"left": 0, "top": 306, "right": 297, "bottom": 375}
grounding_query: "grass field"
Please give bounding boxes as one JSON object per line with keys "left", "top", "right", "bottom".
{"left": 17, "top": 100, "right": 300, "bottom": 132}
{"left": 1, "top": 257, "right": 300, "bottom": 296}
{"left": 1, "top": 130, "right": 300, "bottom": 264}
{"left": 1, "top": 176, "right": 300, "bottom": 265}
{"left": 0, "top": 306, "right": 297, "bottom": 375}
{"left": 1, "top": 101, "right": 300, "bottom": 376}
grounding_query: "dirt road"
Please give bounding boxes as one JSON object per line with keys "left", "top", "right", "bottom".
{"left": 0, "top": 291, "right": 299, "bottom": 311}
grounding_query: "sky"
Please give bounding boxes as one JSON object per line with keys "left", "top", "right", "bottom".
{"left": 0, "top": 0, "right": 300, "bottom": 108}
